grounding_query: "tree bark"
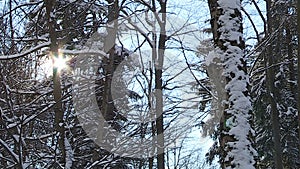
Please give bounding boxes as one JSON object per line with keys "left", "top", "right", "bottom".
{"left": 265, "top": 0, "right": 283, "bottom": 168}
{"left": 207, "top": 0, "right": 257, "bottom": 168}
{"left": 102, "top": 0, "right": 119, "bottom": 127}
{"left": 155, "top": 1, "right": 167, "bottom": 169}
{"left": 44, "top": 0, "right": 66, "bottom": 166}
{"left": 297, "top": 0, "right": 300, "bottom": 162}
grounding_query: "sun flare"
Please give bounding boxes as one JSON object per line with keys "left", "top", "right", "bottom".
{"left": 40, "top": 51, "right": 70, "bottom": 78}
{"left": 53, "top": 55, "right": 69, "bottom": 72}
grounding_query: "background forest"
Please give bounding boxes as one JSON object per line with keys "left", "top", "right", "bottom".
{"left": 0, "top": 0, "right": 299, "bottom": 169}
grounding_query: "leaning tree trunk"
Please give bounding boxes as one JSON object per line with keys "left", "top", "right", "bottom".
{"left": 207, "top": 0, "right": 257, "bottom": 168}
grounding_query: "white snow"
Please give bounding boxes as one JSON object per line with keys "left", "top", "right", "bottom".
{"left": 205, "top": 0, "right": 257, "bottom": 168}
{"left": 64, "top": 138, "right": 73, "bottom": 169}
{"left": 0, "top": 42, "right": 51, "bottom": 60}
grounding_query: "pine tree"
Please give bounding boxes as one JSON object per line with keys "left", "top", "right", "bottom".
{"left": 252, "top": 1, "right": 300, "bottom": 168}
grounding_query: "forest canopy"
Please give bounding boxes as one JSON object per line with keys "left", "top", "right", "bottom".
{"left": 0, "top": 0, "right": 299, "bottom": 168}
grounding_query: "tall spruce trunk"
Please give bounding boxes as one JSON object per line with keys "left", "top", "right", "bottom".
{"left": 265, "top": 0, "right": 283, "bottom": 168}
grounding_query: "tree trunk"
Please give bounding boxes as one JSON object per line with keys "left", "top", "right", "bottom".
{"left": 102, "top": 0, "right": 119, "bottom": 126}
{"left": 297, "top": 0, "right": 300, "bottom": 161}
{"left": 207, "top": 0, "right": 257, "bottom": 168}
{"left": 155, "top": 1, "right": 167, "bottom": 169}
{"left": 44, "top": 0, "right": 66, "bottom": 166}
{"left": 265, "top": 0, "right": 283, "bottom": 168}
{"left": 149, "top": 67, "right": 154, "bottom": 169}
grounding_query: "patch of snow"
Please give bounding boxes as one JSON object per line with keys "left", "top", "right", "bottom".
{"left": 65, "top": 138, "right": 73, "bottom": 169}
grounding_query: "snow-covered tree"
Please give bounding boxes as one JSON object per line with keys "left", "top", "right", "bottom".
{"left": 207, "top": 0, "right": 257, "bottom": 168}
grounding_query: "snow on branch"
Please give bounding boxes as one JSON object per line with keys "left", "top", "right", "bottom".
{"left": 60, "top": 49, "right": 107, "bottom": 57}
{"left": 0, "top": 42, "right": 51, "bottom": 60}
